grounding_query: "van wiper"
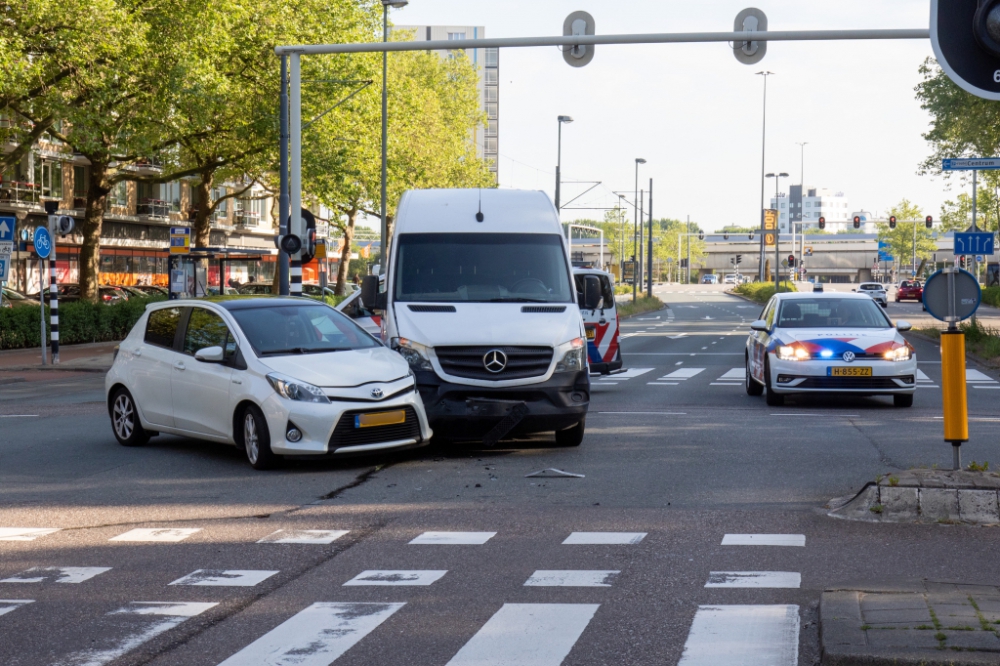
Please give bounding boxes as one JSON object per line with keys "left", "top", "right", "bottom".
{"left": 489, "top": 297, "right": 549, "bottom": 303}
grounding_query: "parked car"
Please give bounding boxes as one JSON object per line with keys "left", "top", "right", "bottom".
{"left": 573, "top": 267, "right": 622, "bottom": 376}
{"left": 702, "top": 274, "right": 719, "bottom": 284}
{"left": 895, "top": 280, "right": 923, "bottom": 302}
{"left": 30, "top": 284, "right": 129, "bottom": 304}
{"left": 237, "top": 283, "right": 274, "bottom": 296}
{"left": 855, "top": 282, "right": 888, "bottom": 308}
{"left": 724, "top": 274, "right": 738, "bottom": 285}
{"left": 105, "top": 298, "right": 432, "bottom": 469}
{"left": 2, "top": 287, "right": 40, "bottom": 308}
{"left": 129, "top": 285, "right": 169, "bottom": 297}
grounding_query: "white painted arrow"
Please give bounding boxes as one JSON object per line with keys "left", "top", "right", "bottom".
{"left": 0, "top": 220, "right": 9, "bottom": 236}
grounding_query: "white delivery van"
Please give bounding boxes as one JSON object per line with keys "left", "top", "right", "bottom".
{"left": 572, "top": 267, "right": 622, "bottom": 375}
{"left": 362, "top": 189, "right": 603, "bottom": 447}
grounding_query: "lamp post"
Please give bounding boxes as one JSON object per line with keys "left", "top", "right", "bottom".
{"left": 756, "top": 71, "right": 775, "bottom": 281}
{"left": 633, "top": 158, "right": 646, "bottom": 300}
{"left": 379, "top": 0, "right": 408, "bottom": 274}
{"left": 796, "top": 141, "right": 808, "bottom": 278}
{"left": 555, "top": 115, "right": 573, "bottom": 213}
{"left": 766, "top": 172, "right": 789, "bottom": 290}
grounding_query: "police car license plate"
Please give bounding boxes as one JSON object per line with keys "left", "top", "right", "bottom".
{"left": 355, "top": 410, "right": 406, "bottom": 428}
{"left": 585, "top": 328, "right": 596, "bottom": 340}
{"left": 829, "top": 367, "right": 872, "bottom": 377}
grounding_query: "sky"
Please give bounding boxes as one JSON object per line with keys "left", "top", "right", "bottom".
{"left": 379, "top": 0, "right": 964, "bottom": 233}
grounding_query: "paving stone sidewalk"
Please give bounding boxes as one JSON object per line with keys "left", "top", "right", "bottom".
{"left": 822, "top": 581, "right": 1000, "bottom": 665}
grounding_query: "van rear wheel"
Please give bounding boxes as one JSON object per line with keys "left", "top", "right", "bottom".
{"left": 555, "top": 419, "right": 585, "bottom": 447}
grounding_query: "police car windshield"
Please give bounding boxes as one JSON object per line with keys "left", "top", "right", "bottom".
{"left": 777, "top": 298, "right": 892, "bottom": 328}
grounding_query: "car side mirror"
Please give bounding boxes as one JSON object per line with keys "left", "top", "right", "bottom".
{"left": 582, "top": 276, "right": 602, "bottom": 310}
{"left": 750, "top": 319, "right": 769, "bottom": 332}
{"left": 896, "top": 320, "right": 912, "bottom": 332}
{"left": 361, "top": 275, "right": 386, "bottom": 311}
{"left": 194, "top": 346, "right": 225, "bottom": 363}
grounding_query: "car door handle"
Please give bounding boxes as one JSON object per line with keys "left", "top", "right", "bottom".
{"left": 174, "top": 362, "right": 186, "bottom": 371}
{"left": 232, "top": 378, "right": 242, "bottom": 385}
{"left": 133, "top": 349, "right": 141, "bottom": 357}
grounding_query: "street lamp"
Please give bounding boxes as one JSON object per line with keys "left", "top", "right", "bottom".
{"left": 756, "top": 71, "right": 775, "bottom": 282}
{"left": 766, "top": 172, "right": 789, "bottom": 290}
{"left": 795, "top": 141, "right": 808, "bottom": 278}
{"left": 555, "top": 115, "right": 573, "bottom": 212}
{"left": 379, "top": 0, "right": 408, "bottom": 273}
{"left": 633, "top": 158, "right": 646, "bottom": 300}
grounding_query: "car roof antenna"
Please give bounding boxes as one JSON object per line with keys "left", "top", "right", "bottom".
{"left": 475, "top": 190, "right": 484, "bottom": 222}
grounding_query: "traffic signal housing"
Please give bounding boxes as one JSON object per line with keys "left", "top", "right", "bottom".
{"left": 889, "top": 215, "right": 897, "bottom": 229}
{"left": 787, "top": 254, "right": 796, "bottom": 268}
{"left": 698, "top": 230, "right": 705, "bottom": 241}
{"left": 926, "top": 215, "right": 934, "bottom": 229}
{"left": 736, "top": 254, "right": 743, "bottom": 265}
{"left": 931, "top": 0, "right": 1000, "bottom": 101}
{"left": 853, "top": 216, "right": 861, "bottom": 229}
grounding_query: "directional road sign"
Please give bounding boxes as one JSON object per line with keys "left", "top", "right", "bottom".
{"left": 954, "top": 232, "right": 995, "bottom": 256}
{"left": 942, "top": 158, "right": 1000, "bottom": 171}
{"left": 0, "top": 256, "right": 8, "bottom": 282}
{"left": 33, "top": 226, "right": 52, "bottom": 260}
{"left": 0, "top": 217, "right": 14, "bottom": 242}
{"left": 170, "top": 226, "right": 191, "bottom": 255}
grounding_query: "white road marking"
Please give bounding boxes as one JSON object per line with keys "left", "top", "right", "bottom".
{"left": 678, "top": 605, "right": 800, "bottom": 666}
{"left": 596, "top": 412, "right": 687, "bottom": 415}
{"left": 660, "top": 368, "right": 705, "bottom": 380}
{"left": 722, "top": 534, "right": 806, "bottom": 547}
{"left": 563, "top": 532, "right": 646, "bottom": 545}
{"left": 0, "top": 599, "right": 33, "bottom": 616}
{"left": 647, "top": 382, "right": 679, "bottom": 386}
{"left": 169, "top": 570, "right": 278, "bottom": 587}
{"left": 257, "top": 529, "right": 349, "bottom": 544}
{"left": 669, "top": 333, "right": 688, "bottom": 339}
{"left": 344, "top": 570, "right": 447, "bottom": 586}
{"left": 445, "top": 603, "right": 599, "bottom": 666}
{"left": 597, "top": 368, "right": 654, "bottom": 381}
{"left": 710, "top": 383, "right": 742, "bottom": 387}
{"left": 0, "top": 527, "right": 61, "bottom": 542}
{"left": 1, "top": 567, "right": 111, "bottom": 584}
{"left": 54, "top": 601, "right": 217, "bottom": 666}
{"left": 917, "top": 369, "right": 933, "bottom": 382}
{"left": 967, "top": 369, "right": 997, "bottom": 383}
{"left": 705, "top": 572, "right": 801, "bottom": 588}
{"left": 0, "top": 415, "right": 38, "bottom": 418}
{"left": 917, "top": 385, "right": 940, "bottom": 388}
{"left": 718, "top": 368, "right": 744, "bottom": 380}
{"left": 973, "top": 386, "right": 1000, "bottom": 389}
{"left": 110, "top": 528, "right": 201, "bottom": 543}
{"left": 217, "top": 602, "right": 404, "bottom": 666}
{"left": 524, "top": 570, "right": 619, "bottom": 587}
{"left": 410, "top": 531, "right": 496, "bottom": 545}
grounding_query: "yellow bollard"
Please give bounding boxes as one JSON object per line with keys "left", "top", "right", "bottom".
{"left": 940, "top": 329, "right": 968, "bottom": 469}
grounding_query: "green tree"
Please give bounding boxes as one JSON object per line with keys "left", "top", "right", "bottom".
{"left": 877, "top": 199, "right": 936, "bottom": 275}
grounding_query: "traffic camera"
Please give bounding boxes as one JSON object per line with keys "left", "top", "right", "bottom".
{"left": 889, "top": 216, "right": 897, "bottom": 229}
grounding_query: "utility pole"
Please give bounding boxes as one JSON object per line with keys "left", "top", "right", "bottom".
{"left": 757, "top": 71, "right": 774, "bottom": 281}
{"left": 647, "top": 178, "right": 653, "bottom": 298}
{"left": 686, "top": 215, "right": 692, "bottom": 285}
{"left": 278, "top": 55, "right": 290, "bottom": 296}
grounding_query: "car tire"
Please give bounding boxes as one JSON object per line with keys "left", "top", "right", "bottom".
{"left": 555, "top": 419, "right": 585, "bottom": 447}
{"left": 238, "top": 404, "right": 279, "bottom": 470}
{"left": 894, "top": 394, "right": 914, "bottom": 408}
{"left": 745, "top": 355, "right": 763, "bottom": 396}
{"left": 110, "top": 387, "right": 150, "bottom": 447}
{"left": 764, "top": 359, "right": 785, "bottom": 406}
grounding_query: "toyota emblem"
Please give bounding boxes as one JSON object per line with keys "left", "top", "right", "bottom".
{"left": 370, "top": 388, "right": 384, "bottom": 399}
{"left": 842, "top": 351, "right": 856, "bottom": 363}
{"left": 483, "top": 349, "right": 508, "bottom": 373}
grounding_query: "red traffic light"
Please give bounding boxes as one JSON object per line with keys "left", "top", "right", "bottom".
{"left": 818, "top": 216, "right": 826, "bottom": 230}
{"left": 787, "top": 254, "right": 796, "bottom": 267}
{"left": 853, "top": 216, "right": 861, "bottom": 229}
{"left": 889, "top": 215, "right": 897, "bottom": 229}
{"left": 925, "top": 215, "right": 934, "bottom": 228}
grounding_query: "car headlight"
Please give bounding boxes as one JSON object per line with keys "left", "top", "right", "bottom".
{"left": 266, "top": 373, "right": 330, "bottom": 403}
{"left": 391, "top": 337, "right": 433, "bottom": 371}
{"left": 555, "top": 337, "right": 587, "bottom": 373}
{"left": 776, "top": 345, "right": 810, "bottom": 361}
{"left": 883, "top": 345, "right": 912, "bottom": 362}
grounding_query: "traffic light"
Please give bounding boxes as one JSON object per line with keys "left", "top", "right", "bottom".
{"left": 853, "top": 216, "right": 861, "bottom": 229}
{"left": 787, "top": 254, "right": 796, "bottom": 267}
{"left": 818, "top": 217, "right": 826, "bottom": 230}
{"left": 959, "top": 255, "right": 967, "bottom": 269}
{"left": 723, "top": 232, "right": 730, "bottom": 240}
{"left": 925, "top": 215, "right": 934, "bottom": 229}
{"left": 931, "top": 0, "right": 1000, "bottom": 101}
{"left": 889, "top": 215, "right": 897, "bottom": 229}
{"left": 680, "top": 258, "right": 689, "bottom": 268}
{"left": 736, "top": 254, "right": 743, "bottom": 265}
{"left": 698, "top": 230, "right": 705, "bottom": 241}
{"left": 730, "top": 257, "right": 735, "bottom": 265}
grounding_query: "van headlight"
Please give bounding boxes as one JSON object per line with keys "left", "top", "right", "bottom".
{"left": 883, "top": 345, "right": 912, "bottom": 362}
{"left": 555, "top": 337, "right": 587, "bottom": 373}
{"left": 391, "top": 337, "right": 433, "bottom": 371}
{"left": 266, "top": 373, "right": 330, "bottom": 404}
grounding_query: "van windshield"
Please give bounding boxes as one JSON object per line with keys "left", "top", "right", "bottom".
{"left": 393, "top": 233, "right": 573, "bottom": 303}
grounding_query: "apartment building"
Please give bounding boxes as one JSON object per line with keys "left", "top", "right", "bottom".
{"left": 771, "top": 186, "right": 850, "bottom": 233}
{"left": 394, "top": 24, "right": 499, "bottom": 176}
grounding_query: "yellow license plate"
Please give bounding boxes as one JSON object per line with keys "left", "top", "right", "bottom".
{"left": 355, "top": 410, "right": 406, "bottom": 428}
{"left": 586, "top": 328, "right": 596, "bottom": 340}
{"left": 829, "top": 367, "right": 873, "bottom": 377}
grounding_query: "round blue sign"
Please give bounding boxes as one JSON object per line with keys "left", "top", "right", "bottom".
{"left": 33, "top": 226, "right": 52, "bottom": 259}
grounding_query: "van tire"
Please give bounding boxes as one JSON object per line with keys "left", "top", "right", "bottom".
{"left": 555, "top": 419, "right": 585, "bottom": 447}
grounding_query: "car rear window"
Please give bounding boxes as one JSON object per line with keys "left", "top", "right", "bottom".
{"left": 144, "top": 307, "right": 182, "bottom": 348}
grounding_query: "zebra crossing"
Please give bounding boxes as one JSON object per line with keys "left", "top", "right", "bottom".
{"left": 0, "top": 526, "right": 809, "bottom": 665}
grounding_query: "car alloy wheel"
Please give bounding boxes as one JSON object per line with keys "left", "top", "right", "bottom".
{"left": 113, "top": 394, "right": 134, "bottom": 440}
{"left": 244, "top": 413, "right": 260, "bottom": 464}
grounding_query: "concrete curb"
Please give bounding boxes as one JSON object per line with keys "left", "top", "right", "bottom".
{"left": 827, "top": 470, "right": 1000, "bottom": 525}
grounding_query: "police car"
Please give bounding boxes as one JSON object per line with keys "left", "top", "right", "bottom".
{"left": 745, "top": 292, "right": 916, "bottom": 407}
{"left": 573, "top": 268, "right": 622, "bottom": 375}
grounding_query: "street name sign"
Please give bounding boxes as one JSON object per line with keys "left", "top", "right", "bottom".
{"left": 954, "top": 232, "right": 995, "bottom": 255}
{"left": 170, "top": 226, "right": 191, "bottom": 255}
{"left": 33, "top": 227, "right": 52, "bottom": 260}
{"left": 942, "top": 158, "right": 1000, "bottom": 171}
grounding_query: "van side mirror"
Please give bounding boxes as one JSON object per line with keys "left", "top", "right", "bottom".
{"left": 361, "top": 275, "right": 385, "bottom": 311}
{"left": 583, "top": 275, "right": 602, "bottom": 310}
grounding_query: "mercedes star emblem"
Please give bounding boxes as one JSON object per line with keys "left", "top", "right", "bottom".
{"left": 842, "top": 351, "right": 856, "bottom": 363}
{"left": 370, "top": 388, "right": 384, "bottom": 399}
{"left": 483, "top": 349, "right": 508, "bottom": 373}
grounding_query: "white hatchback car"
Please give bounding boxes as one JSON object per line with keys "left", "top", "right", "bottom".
{"left": 106, "top": 298, "right": 432, "bottom": 469}
{"left": 745, "top": 292, "right": 917, "bottom": 407}
{"left": 856, "top": 282, "right": 888, "bottom": 308}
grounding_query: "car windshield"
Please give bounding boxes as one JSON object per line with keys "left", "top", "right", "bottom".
{"left": 394, "top": 233, "right": 573, "bottom": 303}
{"left": 777, "top": 298, "right": 891, "bottom": 328}
{"left": 230, "top": 304, "right": 380, "bottom": 356}
{"left": 2, "top": 288, "right": 25, "bottom": 300}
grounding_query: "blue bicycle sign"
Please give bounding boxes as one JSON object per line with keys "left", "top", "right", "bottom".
{"left": 33, "top": 226, "right": 52, "bottom": 259}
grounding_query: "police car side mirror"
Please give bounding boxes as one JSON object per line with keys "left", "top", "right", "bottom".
{"left": 896, "top": 320, "right": 912, "bottom": 332}
{"left": 583, "top": 275, "right": 602, "bottom": 310}
{"left": 750, "top": 319, "right": 769, "bottom": 332}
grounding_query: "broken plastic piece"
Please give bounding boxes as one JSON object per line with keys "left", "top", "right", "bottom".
{"left": 524, "top": 468, "right": 585, "bottom": 479}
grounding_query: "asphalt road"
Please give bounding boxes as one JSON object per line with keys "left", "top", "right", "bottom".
{"left": 1, "top": 285, "right": 999, "bottom": 666}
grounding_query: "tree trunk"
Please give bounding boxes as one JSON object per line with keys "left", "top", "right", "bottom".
{"left": 78, "top": 162, "right": 110, "bottom": 302}
{"left": 192, "top": 173, "right": 213, "bottom": 248}
{"left": 335, "top": 208, "right": 357, "bottom": 296}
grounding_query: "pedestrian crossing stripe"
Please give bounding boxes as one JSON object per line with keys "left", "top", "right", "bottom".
{"left": 563, "top": 532, "right": 646, "bottom": 545}
{"left": 966, "top": 369, "right": 998, "bottom": 383}
{"left": 257, "top": 529, "right": 348, "bottom": 544}
{"left": 0, "top": 599, "right": 33, "bottom": 616}
{"left": 1, "top": 567, "right": 111, "bottom": 584}
{"left": 409, "top": 531, "right": 495, "bottom": 545}
{"left": 722, "top": 534, "right": 806, "bottom": 547}
{"left": 705, "top": 572, "right": 801, "bottom": 588}
{"left": 169, "top": 570, "right": 278, "bottom": 587}
{"left": 659, "top": 368, "right": 705, "bottom": 381}
{"left": 110, "top": 528, "right": 201, "bottom": 542}
{"left": 678, "top": 605, "right": 800, "bottom": 666}
{"left": 524, "top": 570, "right": 619, "bottom": 587}
{"left": 343, "top": 570, "right": 447, "bottom": 586}
{"left": 0, "top": 528, "right": 60, "bottom": 541}
{"left": 717, "top": 368, "right": 743, "bottom": 381}
{"left": 595, "top": 368, "right": 654, "bottom": 382}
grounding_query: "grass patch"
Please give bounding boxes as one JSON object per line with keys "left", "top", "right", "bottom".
{"left": 731, "top": 281, "right": 798, "bottom": 304}
{"left": 915, "top": 318, "right": 1000, "bottom": 362}
{"left": 983, "top": 286, "right": 1000, "bottom": 308}
{"left": 618, "top": 295, "right": 664, "bottom": 318}
{"left": 869, "top": 504, "right": 885, "bottom": 514}
{"left": 968, "top": 461, "right": 990, "bottom": 472}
